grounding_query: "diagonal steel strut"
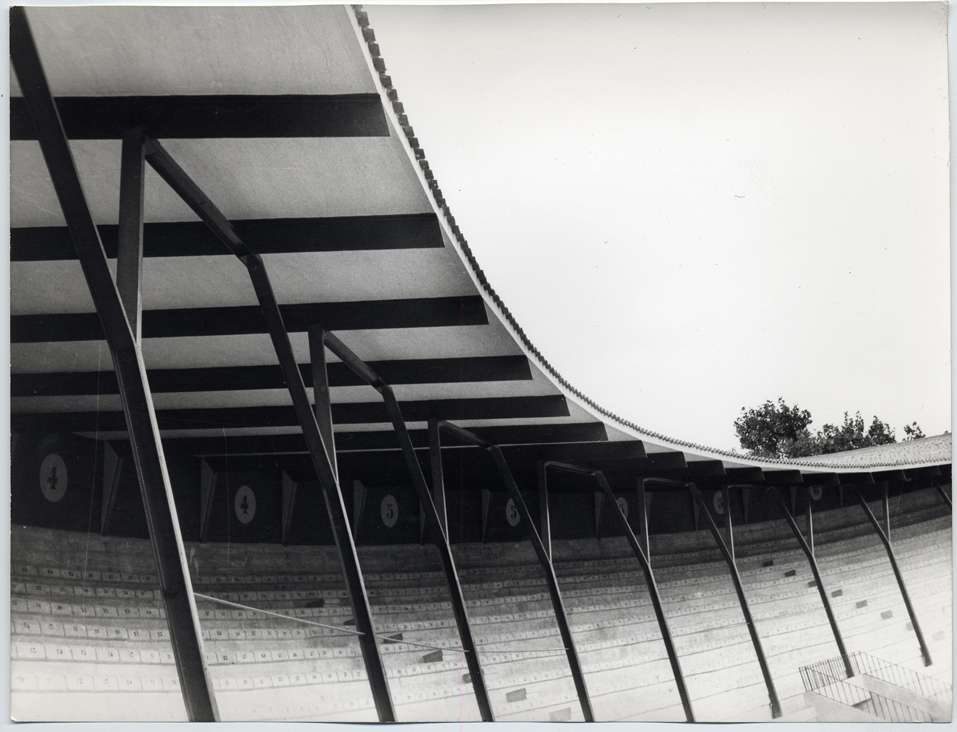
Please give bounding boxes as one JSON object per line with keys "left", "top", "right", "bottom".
{"left": 143, "top": 137, "right": 396, "bottom": 721}
{"left": 10, "top": 7, "right": 218, "bottom": 721}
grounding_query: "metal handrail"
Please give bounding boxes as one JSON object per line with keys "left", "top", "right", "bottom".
{"left": 801, "top": 664, "right": 933, "bottom": 722}
{"left": 853, "top": 650, "right": 952, "bottom": 704}
{"left": 801, "top": 651, "right": 952, "bottom": 704}
{"left": 801, "top": 656, "right": 852, "bottom": 690}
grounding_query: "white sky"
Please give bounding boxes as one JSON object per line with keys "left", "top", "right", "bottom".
{"left": 366, "top": 2, "right": 951, "bottom": 452}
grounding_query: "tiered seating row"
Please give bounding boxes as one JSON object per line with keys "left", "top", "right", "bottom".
{"left": 10, "top": 489, "right": 950, "bottom": 722}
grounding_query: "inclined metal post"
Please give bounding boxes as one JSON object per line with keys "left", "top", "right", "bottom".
{"left": 637, "top": 478, "right": 651, "bottom": 561}
{"left": 309, "top": 325, "right": 338, "bottom": 476}
{"left": 100, "top": 442, "right": 123, "bottom": 535}
{"left": 769, "top": 486, "right": 852, "bottom": 678}
{"left": 805, "top": 485, "right": 815, "bottom": 556}
{"left": 434, "top": 424, "right": 594, "bottom": 721}
{"left": 853, "top": 485, "right": 932, "bottom": 666}
{"left": 324, "top": 338, "right": 494, "bottom": 721}
{"left": 882, "top": 482, "right": 891, "bottom": 543}
{"left": 10, "top": 9, "right": 218, "bottom": 719}
{"left": 688, "top": 482, "right": 782, "bottom": 718}
{"left": 537, "top": 460, "right": 552, "bottom": 561}
{"left": 117, "top": 126, "right": 146, "bottom": 342}
{"left": 485, "top": 447, "right": 595, "bottom": 722}
{"left": 934, "top": 482, "right": 952, "bottom": 508}
{"left": 380, "top": 388, "right": 494, "bottom": 721}
{"left": 427, "top": 419, "right": 448, "bottom": 538}
{"left": 143, "top": 138, "right": 395, "bottom": 721}
{"left": 595, "top": 473, "right": 695, "bottom": 721}
{"left": 722, "top": 485, "right": 734, "bottom": 561}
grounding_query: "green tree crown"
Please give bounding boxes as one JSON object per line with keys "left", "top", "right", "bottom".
{"left": 735, "top": 398, "right": 920, "bottom": 459}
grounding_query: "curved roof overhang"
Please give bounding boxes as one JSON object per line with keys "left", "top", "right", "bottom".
{"left": 10, "top": 5, "right": 951, "bottom": 498}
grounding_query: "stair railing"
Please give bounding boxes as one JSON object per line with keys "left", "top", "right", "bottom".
{"left": 852, "top": 650, "right": 952, "bottom": 705}
{"left": 800, "top": 657, "right": 938, "bottom": 723}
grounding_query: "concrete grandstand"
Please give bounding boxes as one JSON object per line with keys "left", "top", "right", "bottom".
{"left": 9, "top": 5, "right": 952, "bottom": 723}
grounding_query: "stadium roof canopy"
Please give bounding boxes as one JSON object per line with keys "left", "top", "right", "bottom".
{"left": 10, "top": 5, "right": 951, "bottom": 494}
{"left": 9, "top": 7, "right": 951, "bottom": 722}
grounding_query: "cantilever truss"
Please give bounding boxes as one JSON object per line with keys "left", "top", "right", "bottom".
{"left": 11, "top": 10, "right": 392, "bottom": 720}
{"left": 11, "top": 5, "right": 949, "bottom": 723}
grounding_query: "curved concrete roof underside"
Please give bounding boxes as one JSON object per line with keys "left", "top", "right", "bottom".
{"left": 10, "top": 5, "right": 950, "bottom": 479}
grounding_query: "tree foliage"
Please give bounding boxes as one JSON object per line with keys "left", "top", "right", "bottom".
{"left": 734, "top": 399, "right": 815, "bottom": 459}
{"left": 902, "top": 422, "right": 925, "bottom": 441}
{"left": 734, "top": 398, "right": 921, "bottom": 459}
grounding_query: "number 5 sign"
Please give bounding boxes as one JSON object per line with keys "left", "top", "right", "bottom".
{"left": 381, "top": 495, "right": 398, "bottom": 528}
{"left": 505, "top": 498, "right": 521, "bottom": 527}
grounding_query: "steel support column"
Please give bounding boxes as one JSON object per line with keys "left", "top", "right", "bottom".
{"left": 881, "top": 482, "right": 891, "bottom": 542}
{"left": 688, "top": 482, "right": 782, "bottom": 718}
{"left": 100, "top": 442, "right": 124, "bottom": 535}
{"left": 591, "top": 472, "right": 695, "bottom": 721}
{"left": 433, "top": 424, "right": 593, "bottom": 720}
{"left": 853, "top": 485, "right": 932, "bottom": 666}
{"left": 116, "top": 126, "right": 146, "bottom": 341}
{"left": 537, "top": 461, "right": 553, "bottom": 561}
{"left": 309, "top": 324, "right": 338, "bottom": 476}
{"left": 142, "top": 139, "right": 395, "bottom": 720}
{"left": 637, "top": 478, "right": 651, "bottom": 560}
{"left": 491, "top": 450, "right": 594, "bottom": 722}
{"left": 421, "top": 424, "right": 597, "bottom": 721}
{"left": 427, "top": 419, "right": 448, "bottom": 538}
{"left": 722, "top": 485, "right": 734, "bottom": 561}
{"left": 10, "top": 8, "right": 218, "bottom": 719}
{"left": 934, "top": 482, "right": 952, "bottom": 508}
{"left": 769, "top": 486, "right": 852, "bottom": 678}
{"left": 323, "top": 335, "right": 494, "bottom": 721}
{"left": 805, "top": 486, "right": 815, "bottom": 556}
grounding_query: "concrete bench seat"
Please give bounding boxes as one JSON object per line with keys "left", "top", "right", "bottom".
{"left": 686, "top": 678, "right": 770, "bottom": 721}
{"left": 589, "top": 673, "right": 685, "bottom": 720}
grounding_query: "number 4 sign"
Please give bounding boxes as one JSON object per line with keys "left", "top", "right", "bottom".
{"left": 234, "top": 485, "right": 256, "bottom": 524}
{"left": 39, "top": 454, "right": 67, "bottom": 503}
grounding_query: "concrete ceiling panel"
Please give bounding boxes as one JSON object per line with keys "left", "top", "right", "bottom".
{"left": 16, "top": 6, "right": 373, "bottom": 97}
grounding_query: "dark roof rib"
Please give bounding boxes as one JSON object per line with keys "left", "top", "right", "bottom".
{"left": 11, "top": 214, "right": 444, "bottom": 261}
{"left": 11, "top": 296, "right": 489, "bottom": 342}
{"left": 12, "top": 394, "right": 570, "bottom": 432}
{"left": 161, "top": 422, "right": 609, "bottom": 456}
{"left": 11, "top": 94, "right": 389, "bottom": 139}
{"left": 12, "top": 356, "right": 533, "bottom": 397}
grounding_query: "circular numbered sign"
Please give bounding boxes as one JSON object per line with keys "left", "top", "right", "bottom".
{"left": 616, "top": 497, "right": 629, "bottom": 519}
{"left": 234, "top": 485, "right": 256, "bottom": 524}
{"left": 505, "top": 498, "right": 521, "bottom": 527}
{"left": 381, "top": 495, "right": 398, "bottom": 528}
{"left": 809, "top": 485, "right": 823, "bottom": 502}
{"left": 39, "top": 454, "right": 67, "bottom": 503}
{"left": 712, "top": 491, "right": 725, "bottom": 515}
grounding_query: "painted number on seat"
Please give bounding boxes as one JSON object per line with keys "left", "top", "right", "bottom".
{"left": 616, "top": 497, "right": 629, "bottom": 519}
{"left": 505, "top": 498, "right": 520, "bottom": 527}
{"left": 40, "top": 454, "right": 67, "bottom": 503}
{"left": 712, "top": 491, "right": 725, "bottom": 515}
{"left": 234, "top": 485, "right": 256, "bottom": 524}
{"left": 381, "top": 495, "right": 398, "bottom": 528}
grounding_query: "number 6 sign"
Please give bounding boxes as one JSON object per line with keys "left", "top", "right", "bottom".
{"left": 712, "top": 491, "right": 725, "bottom": 515}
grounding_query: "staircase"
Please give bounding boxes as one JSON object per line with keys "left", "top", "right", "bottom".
{"left": 799, "top": 652, "right": 952, "bottom": 722}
